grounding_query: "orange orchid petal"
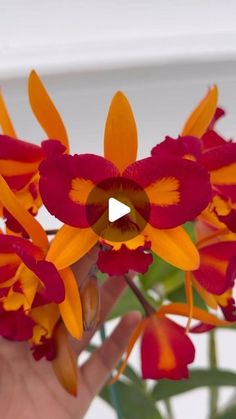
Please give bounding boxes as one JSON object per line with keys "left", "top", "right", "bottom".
{"left": 0, "top": 160, "right": 39, "bottom": 176}
{"left": 52, "top": 323, "right": 78, "bottom": 396}
{"left": 181, "top": 86, "right": 218, "bottom": 138}
{"left": 59, "top": 267, "right": 83, "bottom": 340}
{"left": 143, "top": 224, "right": 200, "bottom": 271}
{"left": 46, "top": 224, "right": 97, "bottom": 270}
{"left": 185, "top": 271, "right": 193, "bottom": 332}
{"left": 159, "top": 302, "right": 230, "bottom": 326}
{"left": 0, "top": 92, "right": 17, "bottom": 137}
{"left": 0, "top": 174, "right": 48, "bottom": 249}
{"left": 210, "top": 163, "right": 236, "bottom": 185}
{"left": 110, "top": 319, "right": 146, "bottom": 384}
{"left": 28, "top": 70, "right": 69, "bottom": 151}
{"left": 3, "top": 291, "right": 25, "bottom": 311}
{"left": 30, "top": 303, "right": 60, "bottom": 344}
{"left": 104, "top": 91, "right": 137, "bottom": 173}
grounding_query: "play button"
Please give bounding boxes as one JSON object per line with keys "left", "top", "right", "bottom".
{"left": 108, "top": 197, "right": 131, "bottom": 222}
{"left": 86, "top": 176, "right": 150, "bottom": 242}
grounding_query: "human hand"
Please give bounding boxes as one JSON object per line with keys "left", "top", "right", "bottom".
{"left": 0, "top": 251, "right": 141, "bottom": 419}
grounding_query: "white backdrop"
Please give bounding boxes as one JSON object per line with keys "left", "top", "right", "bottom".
{"left": 1, "top": 1, "right": 236, "bottom": 418}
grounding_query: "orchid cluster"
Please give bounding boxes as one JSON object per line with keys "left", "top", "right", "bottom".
{"left": 0, "top": 72, "right": 235, "bottom": 398}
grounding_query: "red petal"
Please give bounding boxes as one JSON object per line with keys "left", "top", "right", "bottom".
{"left": 190, "top": 323, "right": 215, "bottom": 333}
{"left": 16, "top": 249, "right": 65, "bottom": 304}
{"left": 0, "top": 135, "right": 44, "bottom": 162}
{"left": 194, "top": 242, "right": 236, "bottom": 294}
{"left": 124, "top": 156, "right": 211, "bottom": 229}
{"left": 0, "top": 305, "right": 35, "bottom": 341}
{"left": 31, "top": 336, "right": 57, "bottom": 361}
{"left": 141, "top": 315, "right": 195, "bottom": 380}
{"left": 97, "top": 244, "right": 153, "bottom": 275}
{"left": 201, "top": 142, "right": 236, "bottom": 186}
{"left": 152, "top": 136, "right": 202, "bottom": 161}
{"left": 39, "top": 153, "right": 119, "bottom": 227}
{"left": 217, "top": 209, "right": 236, "bottom": 232}
{"left": 201, "top": 131, "right": 227, "bottom": 151}
{"left": 207, "top": 107, "right": 225, "bottom": 131}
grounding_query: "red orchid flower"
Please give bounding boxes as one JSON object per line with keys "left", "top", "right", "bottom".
{"left": 39, "top": 92, "right": 211, "bottom": 276}
{"left": 111, "top": 303, "right": 229, "bottom": 382}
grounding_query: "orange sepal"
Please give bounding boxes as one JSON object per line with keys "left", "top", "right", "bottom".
{"left": 59, "top": 267, "right": 83, "bottom": 340}
{"left": 143, "top": 224, "right": 200, "bottom": 271}
{"left": 0, "top": 92, "right": 17, "bottom": 137}
{"left": 28, "top": 70, "right": 69, "bottom": 151}
{"left": 110, "top": 319, "right": 146, "bottom": 384}
{"left": 159, "top": 302, "right": 230, "bottom": 326}
{"left": 104, "top": 91, "right": 137, "bottom": 173}
{"left": 46, "top": 224, "right": 97, "bottom": 270}
{"left": 52, "top": 323, "right": 78, "bottom": 396}
{"left": 0, "top": 174, "right": 48, "bottom": 249}
{"left": 181, "top": 86, "right": 218, "bottom": 138}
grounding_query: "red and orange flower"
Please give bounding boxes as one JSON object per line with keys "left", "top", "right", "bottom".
{"left": 0, "top": 72, "right": 234, "bottom": 396}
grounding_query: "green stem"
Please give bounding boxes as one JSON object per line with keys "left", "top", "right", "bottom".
{"left": 164, "top": 399, "right": 175, "bottom": 419}
{"left": 100, "top": 324, "right": 123, "bottom": 419}
{"left": 208, "top": 330, "right": 219, "bottom": 419}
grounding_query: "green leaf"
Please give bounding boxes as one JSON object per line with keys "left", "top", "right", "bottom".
{"left": 183, "top": 221, "right": 196, "bottom": 241}
{"left": 101, "top": 381, "right": 163, "bottom": 419}
{"left": 141, "top": 253, "right": 177, "bottom": 291}
{"left": 215, "top": 404, "right": 236, "bottom": 419}
{"left": 168, "top": 284, "right": 207, "bottom": 310}
{"left": 108, "top": 287, "right": 145, "bottom": 320}
{"left": 152, "top": 369, "right": 236, "bottom": 401}
{"left": 121, "top": 364, "right": 146, "bottom": 389}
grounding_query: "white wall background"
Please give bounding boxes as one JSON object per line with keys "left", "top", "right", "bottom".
{"left": 1, "top": 1, "right": 236, "bottom": 418}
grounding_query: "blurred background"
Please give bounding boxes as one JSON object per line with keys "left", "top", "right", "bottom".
{"left": 1, "top": 1, "right": 236, "bottom": 418}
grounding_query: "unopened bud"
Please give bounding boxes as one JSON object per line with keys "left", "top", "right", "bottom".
{"left": 80, "top": 276, "right": 100, "bottom": 332}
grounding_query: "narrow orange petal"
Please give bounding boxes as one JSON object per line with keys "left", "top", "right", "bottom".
{"left": 0, "top": 174, "right": 48, "bottom": 249}
{"left": 52, "top": 323, "right": 78, "bottom": 396}
{"left": 0, "top": 92, "right": 17, "bottom": 137}
{"left": 0, "top": 160, "right": 39, "bottom": 176}
{"left": 104, "top": 91, "right": 137, "bottom": 172}
{"left": 59, "top": 268, "right": 83, "bottom": 340}
{"left": 46, "top": 224, "right": 98, "bottom": 270}
{"left": 143, "top": 224, "right": 200, "bottom": 271}
{"left": 159, "top": 303, "right": 230, "bottom": 326}
{"left": 185, "top": 271, "right": 193, "bottom": 332}
{"left": 28, "top": 70, "right": 69, "bottom": 151}
{"left": 109, "top": 319, "right": 146, "bottom": 385}
{"left": 181, "top": 86, "right": 218, "bottom": 138}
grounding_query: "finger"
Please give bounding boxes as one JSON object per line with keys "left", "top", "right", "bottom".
{"left": 71, "top": 245, "right": 99, "bottom": 287}
{"left": 80, "top": 311, "right": 141, "bottom": 398}
{"left": 70, "top": 275, "right": 127, "bottom": 355}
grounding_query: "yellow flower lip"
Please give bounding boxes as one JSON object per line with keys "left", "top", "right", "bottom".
{"left": 86, "top": 176, "right": 151, "bottom": 243}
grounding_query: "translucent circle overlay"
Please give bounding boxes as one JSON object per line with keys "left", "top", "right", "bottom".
{"left": 86, "top": 177, "right": 150, "bottom": 242}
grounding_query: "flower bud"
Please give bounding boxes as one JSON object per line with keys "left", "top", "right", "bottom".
{"left": 80, "top": 276, "right": 100, "bottom": 332}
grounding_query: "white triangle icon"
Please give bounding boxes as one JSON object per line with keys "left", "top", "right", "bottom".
{"left": 108, "top": 197, "right": 131, "bottom": 222}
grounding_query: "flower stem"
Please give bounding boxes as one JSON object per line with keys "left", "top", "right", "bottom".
{"left": 208, "top": 330, "right": 218, "bottom": 419}
{"left": 100, "top": 324, "right": 123, "bottom": 419}
{"left": 124, "top": 274, "right": 155, "bottom": 316}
